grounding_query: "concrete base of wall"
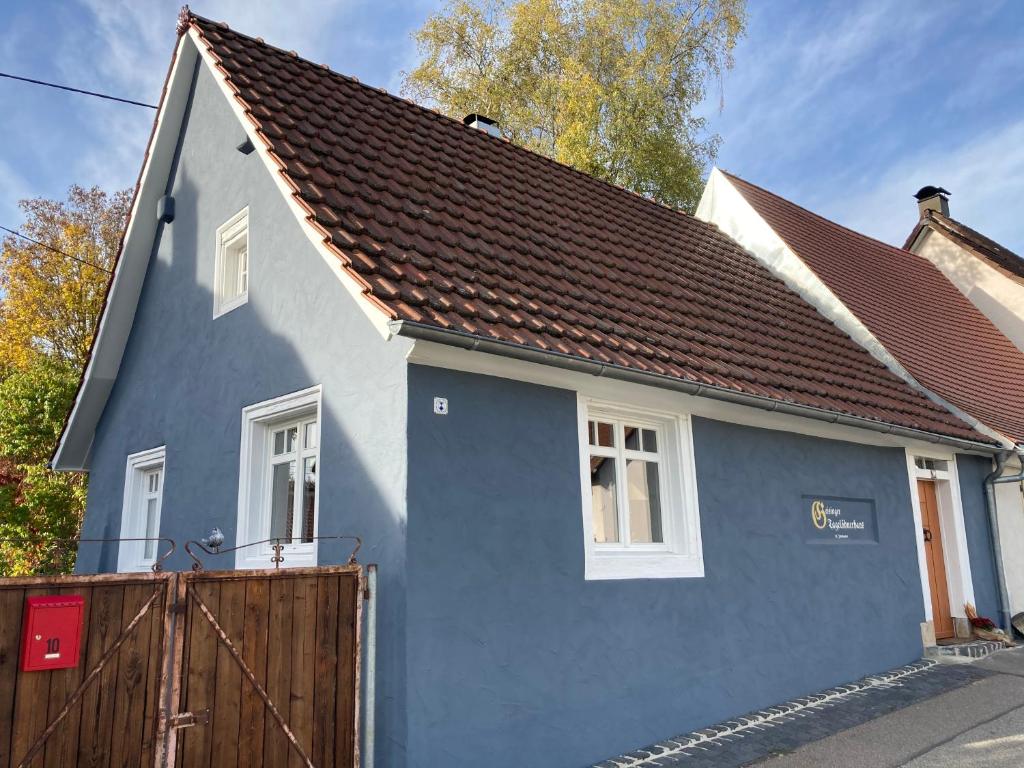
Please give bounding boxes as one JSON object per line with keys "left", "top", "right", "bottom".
{"left": 921, "top": 622, "right": 936, "bottom": 648}
{"left": 921, "top": 618, "right": 974, "bottom": 645}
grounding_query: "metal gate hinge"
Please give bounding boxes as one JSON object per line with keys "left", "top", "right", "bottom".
{"left": 168, "top": 709, "right": 210, "bottom": 729}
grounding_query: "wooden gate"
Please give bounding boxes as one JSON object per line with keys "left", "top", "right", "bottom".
{"left": 0, "top": 572, "right": 173, "bottom": 768}
{"left": 0, "top": 566, "right": 362, "bottom": 768}
{"left": 170, "top": 567, "right": 362, "bottom": 768}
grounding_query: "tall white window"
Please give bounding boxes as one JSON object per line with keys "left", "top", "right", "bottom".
{"left": 579, "top": 399, "right": 702, "bottom": 579}
{"left": 118, "top": 447, "right": 166, "bottom": 572}
{"left": 267, "top": 417, "right": 319, "bottom": 544}
{"left": 236, "top": 386, "right": 321, "bottom": 569}
{"left": 214, "top": 207, "right": 249, "bottom": 317}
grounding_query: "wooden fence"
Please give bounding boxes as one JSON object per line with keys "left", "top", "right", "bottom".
{"left": 0, "top": 566, "right": 362, "bottom": 768}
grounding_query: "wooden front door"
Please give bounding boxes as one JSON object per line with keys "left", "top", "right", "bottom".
{"left": 918, "top": 479, "right": 954, "bottom": 640}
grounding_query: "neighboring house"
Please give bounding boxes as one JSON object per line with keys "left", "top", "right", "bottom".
{"left": 699, "top": 169, "right": 1024, "bottom": 635}
{"left": 54, "top": 12, "right": 1004, "bottom": 768}
{"left": 905, "top": 187, "right": 1024, "bottom": 354}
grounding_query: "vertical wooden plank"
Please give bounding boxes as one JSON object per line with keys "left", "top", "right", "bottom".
{"left": 9, "top": 588, "right": 54, "bottom": 768}
{"left": 237, "top": 577, "right": 269, "bottom": 768}
{"left": 288, "top": 576, "right": 318, "bottom": 768}
{"left": 0, "top": 586, "right": 26, "bottom": 768}
{"left": 42, "top": 584, "right": 94, "bottom": 768}
{"left": 262, "top": 576, "right": 294, "bottom": 766}
{"left": 311, "top": 575, "right": 339, "bottom": 768}
{"left": 179, "top": 577, "right": 221, "bottom": 768}
{"left": 108, "top": 583, "right": 160, "bottom": 768}
{"left": 76, "top": 584, "right": 126, "bottom": 767}
{"left": 165, "top": 574, "right": 189, "bottom": 768}
{"left": 335, "top": 574, "right": 359, "bottom": 767}
{"left": 209, "top": 579, "right": 246, "bottom": 768}
{"left": 139, "top": 578, "right": 170, "bottom": 768}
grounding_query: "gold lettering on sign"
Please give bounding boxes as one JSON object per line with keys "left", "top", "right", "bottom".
{"left": 811, "top": 500, "right": 828, "bottom": 529}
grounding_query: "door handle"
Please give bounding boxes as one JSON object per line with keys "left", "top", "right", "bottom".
{"left": 923, "top": 528, "right": 933, "bottom": 543}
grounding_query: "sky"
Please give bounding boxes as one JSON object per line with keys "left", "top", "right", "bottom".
{"left": 2, "top": 0, "right": 1024, "bottom": 253}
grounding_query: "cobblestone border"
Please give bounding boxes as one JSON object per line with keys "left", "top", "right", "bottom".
{"left": 593, "top": 659, "right": 938, "bottom": 768}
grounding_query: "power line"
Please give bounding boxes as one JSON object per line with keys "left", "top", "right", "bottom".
{"left": 0, "top": 225, "right": 113, "bottom": 274}
{"left": 0, "top": 72, "right": 157, "bottom": 109}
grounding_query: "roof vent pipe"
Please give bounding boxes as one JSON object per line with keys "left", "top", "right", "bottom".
{"left": 463, "top": 113, "right": 501, "bottom": 138}
{"left": 914, "top": 185, "right": 950, "bottom": 218}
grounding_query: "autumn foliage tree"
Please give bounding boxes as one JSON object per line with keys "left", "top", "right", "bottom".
{"left": 0, "top": 186, "right": 128, "bottom": 369}
{"left": 0, "top": 186, "right": 128, "bottom": 574}
{"left": 404, "top": 0, "right": 746, "bottom": 211}
{"left": 0, "top": 360, "right": 84, "bottom": 574}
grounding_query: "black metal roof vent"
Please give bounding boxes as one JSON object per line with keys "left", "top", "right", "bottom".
{"left": 463, "top": 113, "right": 501, "bottom": 138}
{"left": 914, "top": 185, "right": 950, "bottom": 201}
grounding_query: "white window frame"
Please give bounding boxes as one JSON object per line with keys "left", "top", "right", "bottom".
{"left": 578, "top": 397, "right": 703, "bottom": 579}
{"left": 118, "top": 446, "right": 166, "bottom": 572}
{"left": 236, "top": 385, "right": 322, "bottom": 569}
{"left": 213, "top": 207, "right": 249, "bottom": 318}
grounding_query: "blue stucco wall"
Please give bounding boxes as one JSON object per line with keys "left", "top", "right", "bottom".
{"left": 77, "top": 61, "right": 412, "bottom": 757}
{"left": 957, "top": 454, "right": 1001, "bottom": 621}
{"left": 72, "top": 46, "right": 1003, "bottom": 768}
{"left": 405, "top": 364, "right": 926, "bottom": 767}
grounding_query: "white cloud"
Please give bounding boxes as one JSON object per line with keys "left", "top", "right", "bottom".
{"left": 827, "top": 118, "right": 1024, "bottom": 250}
{"left": 708, "top": 0, "right": 941, "bottom": 146}
{"left": 47, "top": 0, "right": 437, "bottom": 201}
{"left": 0, "top": 158, "right": 35, "bottom": 226}
{"left": 700, "top": 0, "right": 1024, "bottom": 254}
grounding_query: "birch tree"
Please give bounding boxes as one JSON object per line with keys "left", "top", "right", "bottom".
{"left": 404, "top": 0, "right": 746, "bottom": 211}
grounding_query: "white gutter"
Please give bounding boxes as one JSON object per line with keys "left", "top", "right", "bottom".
{"left": 390, "top": 320, "right": 997, "bottom": 454}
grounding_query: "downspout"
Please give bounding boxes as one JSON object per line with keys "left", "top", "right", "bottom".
{"left": 363, "top": 563, "right": 378, "bottom": 768}
{"left": 984, "top": 449, "right": 1024, "bottom": 633}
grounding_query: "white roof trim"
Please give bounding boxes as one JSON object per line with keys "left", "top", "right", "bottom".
{"left": 53, "top": 34, "right": 200, "bottom": 471}
{"left": 55, "top": 28, "right": 398, "bottom": 471}
{"left": 905, "top": 221, "right": 932, "bottom": 254}
{"left": 188, "top": 27, "right": 394, "bottom": 340}
{"left": 407, "top": 338, "right": 996, "bottom": 456}
{"left": 695, "top": 168, "right": 1014, "bottom": 450}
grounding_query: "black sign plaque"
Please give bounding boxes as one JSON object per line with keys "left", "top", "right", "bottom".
{"left": 803, "top": 495, "right": 878, "bottom": 544}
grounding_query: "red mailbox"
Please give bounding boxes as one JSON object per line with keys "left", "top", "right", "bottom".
{"left": 21, "top": 595, "right": 85, "bottom": 672}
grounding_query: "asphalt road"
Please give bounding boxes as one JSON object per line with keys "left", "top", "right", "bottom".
{"left": 757, "top": 647, "right": 1024, "bottom": 767}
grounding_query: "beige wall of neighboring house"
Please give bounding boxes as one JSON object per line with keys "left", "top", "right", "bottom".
{"left": 995, "top": 459, "right": 1024, "bottom": 616}
{"left": 910, "top": 228, "right": 1024, "bottom": 354}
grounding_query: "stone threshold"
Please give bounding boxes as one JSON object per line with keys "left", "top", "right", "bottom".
{"left": 926, "top": 638, "right": 1007, "bottom": 662}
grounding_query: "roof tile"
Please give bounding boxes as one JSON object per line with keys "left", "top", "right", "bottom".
{"left": 727, "top": 172, "right": 1024, "bottom": 443}
{"left": 186, "top": 13, "right": 989, "bottom": 444}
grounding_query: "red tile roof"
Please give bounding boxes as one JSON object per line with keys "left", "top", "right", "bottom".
{"left": 726, "top": 171, "right": 1024, "bottom": 444}
{"left": 184, "top": 13, "right": 988, "bottom": 445}
{"left": 906, "top": 210, "right": 1024, "bottom": 286}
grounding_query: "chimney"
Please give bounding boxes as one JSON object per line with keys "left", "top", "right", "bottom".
{"left": 914, "top": 185, "right": 950, "bottom": 218}
{"left": 463, "top": 113, "right": 501, "bottom": 138}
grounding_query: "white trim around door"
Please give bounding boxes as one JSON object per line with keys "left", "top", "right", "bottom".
{"left": 905, "top": 449, "right": 975, "bottom": 636}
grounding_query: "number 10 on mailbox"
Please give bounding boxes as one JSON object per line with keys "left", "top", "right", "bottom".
{"left": 21, "top": 595, "right": 85, "bottom": 672}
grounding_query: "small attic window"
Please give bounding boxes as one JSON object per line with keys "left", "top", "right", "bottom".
{"left": 214, "top": 207, "right": 249, "bottom": 317}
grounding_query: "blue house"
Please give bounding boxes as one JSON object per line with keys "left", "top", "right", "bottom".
{"left": 54, "top": 12, "right": 1006, "bottom": 767}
